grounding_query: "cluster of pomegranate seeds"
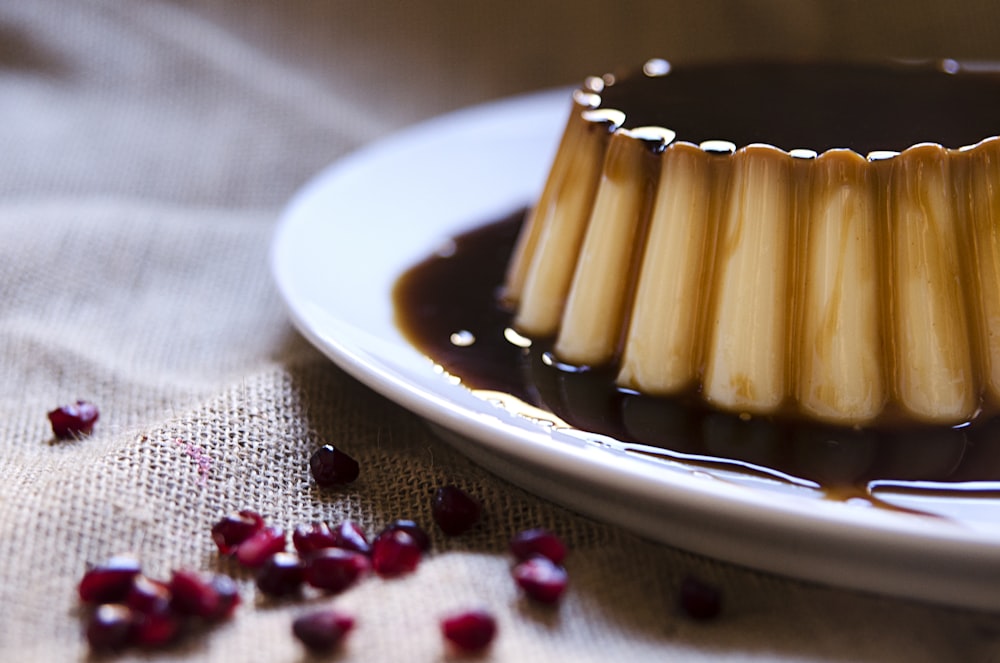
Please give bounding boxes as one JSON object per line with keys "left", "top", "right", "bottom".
{"left": 78, "top": 556, "right": 239, "bottom": 652}
{"left": 48, "top": 399, "right": 99, "bottom": 439}
{"left": 431, "top": 485, "right": 482, "bottom": 535}
{"left": 292, "top": 609, "right": 356, "bottom": 653}
{"left": 310, "top": 444, "right": 360, "bottom": 486}
{"left": 509, "top": 528, "right": 569, "bottom": 605}
{"left": 440, "top": 609, "right": 497, "bottom": 654}
{"left": 679, "top": 575, "right": 723, "bottom": 621}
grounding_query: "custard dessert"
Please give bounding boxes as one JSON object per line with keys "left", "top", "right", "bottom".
{"left": 502, "top": 58, "right": 1000, "bottom": 428}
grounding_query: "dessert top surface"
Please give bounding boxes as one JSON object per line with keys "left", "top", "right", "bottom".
{"left": 595, "top": 59, "right": 1000, "bottom": 155}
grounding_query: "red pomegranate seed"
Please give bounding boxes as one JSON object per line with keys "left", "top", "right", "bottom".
{"left": 211, "top": 510, "right": 264, "bottom": 555}
{"left": 510, "top": 528, "right": 567, "bottom": 564}
{"left": 170, "top": 570, "right": 223, "bottom": 619}
{"left": 48, "top": 400, "right": 99, "bottom": 439}
{"left": 78, "top": 555, "right": 142, "bottom": 604}
{"left": 293, "top": 521, "right": 338, "bottom": 557}
{"left": 235, "top": 525, "right": 286, "bottom": 568}
{"left": 441, "top": 609, "right": 496, "bottom": 653}
{"left": 205, "top": 572, "right": 241, "bottom": 621}
{"left": 304, "top": 547, "right": 371, "bottom": 593}
{"left": 513, "top": 557, "right": 568, "bottom": 605}
{"left": 371, "top": 529, "right": 422, "bottom": 577}
{"left": 679, "top": 575, "right": 722, "bottom": 621}
{"left": 132, "top": 609, "right": 180, "bottom": 648}
{"left": 333, "top": 520, "right": 371, "bottom": 555}
{"left": 431, "top": 485, "right": 481, "bottom": 536}
{"left": 256, "top": 552, "right": 304, "bottom": 598}
{"left": 310, "top": 444, "right": 360, "bottom": 486}
{"left": 126, "top": 575, "right": 172, "bottom": 615}
{"left": 379, "top": 519, "right": 430, "bottom": 552}
{"left": 292, "top": 609, "right": 355, "bottom": 653}
{"left": 86, "top": 604, "right": 134, "bottom": 652}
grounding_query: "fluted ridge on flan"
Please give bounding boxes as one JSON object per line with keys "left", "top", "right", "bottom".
{"left": 503, "top": 98, "right": 1000, "bottom": 426}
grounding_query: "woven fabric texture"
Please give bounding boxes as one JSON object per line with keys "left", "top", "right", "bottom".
{"left": 4, "top": 1, "right": 1000, "bottom": 660}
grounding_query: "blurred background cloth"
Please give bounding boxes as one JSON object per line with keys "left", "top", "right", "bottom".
{"left": 3, "top": 1, "right": 1000, "bottom": 661}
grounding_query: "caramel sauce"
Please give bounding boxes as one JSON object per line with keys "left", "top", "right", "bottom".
{"left": 597, "top": 59, "right": 1000, "bottom": 154}
{"left": 393, "top": 211, "right": 1000, "bottom": 501}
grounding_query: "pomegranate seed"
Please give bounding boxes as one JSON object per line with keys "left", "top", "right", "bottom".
{"left": 235, "top": 525, "right": 286, "bottom": 568}
{"left": 379, "top": 519, "right": 430, "bottom": 552}
{"left": 78, "top": 555, "right": 142, "bottom": 604}
{"left": 510, "top": 528, "right": 567, "bottom": 564}
{"left": 441, "top": 609, "right": 496, "bottom": 653}
{"left": 305, "top": 548, "right": 371, "bottom": 593}
{"left": 205, "top": 573, "right": 241, "bottom": 621}
{"left": 513, "top": 557, "right": 568, "bottom": 605}
{"left": 256, "top": 552, "right": 304, "bottom": 598}
{"left": 48, "top": 400, "right": 99, "bottom": 439}
{"left": 371, "top": 529, "right": 422, "bottom": 577}
{"left": 431, "top": 485, "right": 481, "bottom": 536}
{"left": 679, "top": 575, "right": 722, "bottom": 621}
{"left": 170, "top": 570, "right": 224, "bottom": 619}
{"left": 333, "top": 520, "right": 371, "bottom": 555}
{"left": 132, "top": 610, "right": 180, "bottom": 648}
{"left": 292, "top": 609, "right": 355, "bottom": 653}
{"left": 86, "top": 604, "right": 134, "bottom": 652}
{"left": 292, "top": 521, "right": 338, "bottom": 557}
{"left": 126, "top": 575, "right": 172, "bottom": 615}
{"left": 211, "top": 510, "right": 264, "bottom": 554}
{"left": 310, "top": 444, "right": 360, "bottom": 486}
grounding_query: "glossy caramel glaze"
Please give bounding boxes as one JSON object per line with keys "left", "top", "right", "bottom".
{"left": 393, "top": 212, "right": 1000, "bottom": 495}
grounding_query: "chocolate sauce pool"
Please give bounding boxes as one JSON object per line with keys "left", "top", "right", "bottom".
{"left": 595, "top": 59, "right": 1000, "bottom": 153}
{"left": 393, "top": 211, "right": 1000, "bottom": 502}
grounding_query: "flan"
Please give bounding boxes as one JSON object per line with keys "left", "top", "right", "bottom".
{"left": 502, "top": 58, "right": 1000, "bottom": 428}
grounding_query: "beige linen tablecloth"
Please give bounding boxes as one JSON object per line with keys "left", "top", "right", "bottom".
{"left": 5, "top": 1, "right": 1000, "bottom": 660}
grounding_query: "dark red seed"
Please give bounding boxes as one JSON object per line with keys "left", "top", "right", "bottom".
{"left": 292, "top": 521, "right": 338, "bottom": 557}
{"left": 431, "top": 485, "right": 481, "bottom": 536}
{"left": 211, "top": 510, "right": 264, "bottom": 555}
{"left": 304, "top": 548, "right": 370, "bottom": 593}
{"left": 309, "top": 444, "right": 360, "bottom": 486}
{"left": 126, "top": 575, "right": 172, "bottom": 615}
{"left": 205, "top": 573, "right": 241, "bottom": 621}
{"left": 256, "top": 552, "right": 304, "bottom": 598}
{"left": 510, "top": 528, "right": 567, "bottom": 565}
{"left": 379, "top": 519, "right": 430, "bottom": 552}
{"left": 48, "top": 400, "right": 99, "bottom": 439}
{"left": 333, "top": 520, "right": 371, "bottom": 555}
{"left": 679, "top": 575, "right": 722, "bottom": 621}
{"left": 371, "top": 529, "right": 422, "bottom": 577}
{"left": 292, "top": 609, "right": 355, "bottom": 653}
{"left": 78, "top": 555, "right": 142, "bottom": 604}
{"left": 441, "top": 609, "right": 496, "bottom": 653}
{"left": 132, "top": 609, "right": 180, "bottom": 648}
{"left": 513, "top": 557, "right": 568, "bottom": 605}
{"left": 170, "top": 570, "right": 222, "bottom": 619}
{"left": 86, "top": 604, "right": 134, "bottom": 652}
{"left": 235, "top": 526, "right": 286, "bottom": 568}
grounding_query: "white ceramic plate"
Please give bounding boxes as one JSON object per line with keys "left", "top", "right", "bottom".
{"left": 272, "top": 88, "right": 1000, "bottom": 610}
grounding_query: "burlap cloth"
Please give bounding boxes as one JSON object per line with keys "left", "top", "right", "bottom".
{"left": 5, "top": 1, "right": 1000, "bottom": 660}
